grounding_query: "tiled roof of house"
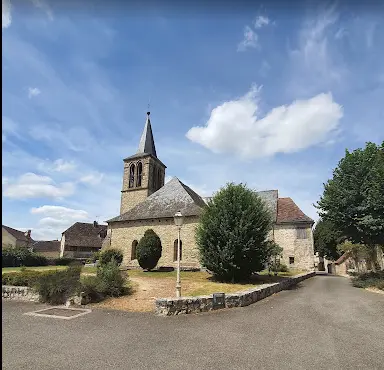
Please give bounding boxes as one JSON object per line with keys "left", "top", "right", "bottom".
{"left": 62, "top": 222, "right": 107, "bottom": 248}
{"left": 108, "top": 177, "right": 206, "bottom": 223}
{"left": 2, "top": 225, "right": 34, "bottom": 243}
{"left": 276, "top": 198, "right": 314, "bottom": 224}
{"left": 335, "top": 252, "right": 350, "bottom": 265}
{"left": 31, "top": 240, "right": 61, "bottom": 253}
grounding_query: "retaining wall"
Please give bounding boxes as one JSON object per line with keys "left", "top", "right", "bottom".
{"left": 2, "top": 285, "right": 83, "bottom": 306}
{"left": 2, "top": 285, "right": 40, "bottom": 302}
{"left": 155, "top": 271, "right": 315, "bottom": 316}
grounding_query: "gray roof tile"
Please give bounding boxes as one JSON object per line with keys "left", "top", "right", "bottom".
{"left": 107, "top": 177, "right": 206, "bottom": 222}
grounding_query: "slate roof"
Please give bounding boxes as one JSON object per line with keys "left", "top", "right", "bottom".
{"left": 31, "top": 240, "right": 61, "bottom": 253}
{"left": 107, "top": 177, "right": 207, "bottom": 223}
{"left": 62, "top": 222, "right": 107, "bottom": 248}
{"left": 2, "top": 225, "right": 34, "bottom": 243}
{"left": 137, "top": 112, "right": 157, "bottom": 157}
{"left": 276, "top": 198, "right": 314, "bottom": 224}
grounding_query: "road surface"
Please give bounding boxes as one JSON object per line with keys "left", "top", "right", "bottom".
{"left": 2, "top": 274, "right": 384, "bottom": 370}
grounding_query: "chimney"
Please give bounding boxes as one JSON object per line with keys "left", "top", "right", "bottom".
{"left": 93, "top": 221, "right": 98, "bottom": 228}
{"left": 25, "top": 230, "right": 31, "bottom": 238}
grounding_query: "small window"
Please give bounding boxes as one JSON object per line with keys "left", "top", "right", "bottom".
{"left": 289, "top": 256, "right": 295, "bottom": 265}
{"left": 296, "top": 227, "right": 308, "bottom": 239}
{"left": 136, "top": 162, "right": 143, "bottom": 187}
{"left": 173, "top": 239, "right": 183, "bottom": 261}
{"left": 129, "top": 164, "right": 135, "bottom": 188}
{"left": 131, "top": 240, "right": 138, "bottom": 260}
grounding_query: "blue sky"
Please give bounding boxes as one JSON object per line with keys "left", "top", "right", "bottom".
{"left": 2, "top": 0, "right": 384, "bottom": 240}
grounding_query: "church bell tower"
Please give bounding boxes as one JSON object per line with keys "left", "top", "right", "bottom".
{"left": 120, "top": 112, "right": 167, "bottom": 214}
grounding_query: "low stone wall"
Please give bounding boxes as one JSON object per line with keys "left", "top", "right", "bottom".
{"left": 2, "top": 285, "right": 40, "bottom": 302}
{"left": 155, "top": 271, "right": 315, "bottom": 316}
{"left": 2, "top": 285, "right": 83, "bottom": 306}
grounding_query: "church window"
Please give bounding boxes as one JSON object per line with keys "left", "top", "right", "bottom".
{"left": 136, "top": 162, "right": 143, "bottom": 187}
{"left": 131, "top": 240, "right": 138, "bottom": 260}
{"left": 129, "top": 164, "right": 135, "bottom": 188}
{"left": 289, "top": 256, "right": 295, "bottom": 265}
{"left": 173, "top": 239, "right": 183, "bottom": 261}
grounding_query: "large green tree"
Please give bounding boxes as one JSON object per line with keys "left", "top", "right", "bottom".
{"left": 316, "top": 141, "right": 384, "bottom": 269}
{"left": 196, "top": 183, "right": 273, "bottom": 282}
{"left": 313, "top": 218, "right": 343, "bottom": 260}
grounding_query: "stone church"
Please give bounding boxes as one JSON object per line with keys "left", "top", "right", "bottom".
{"left": 105, "top": 112, "right": 315, "bottom": 271}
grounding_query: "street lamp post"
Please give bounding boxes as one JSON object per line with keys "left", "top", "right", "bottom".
{"left": 173, "top": 211, "right": 184, "bottom": 298}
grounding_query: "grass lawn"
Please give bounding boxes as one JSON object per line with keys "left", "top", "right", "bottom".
{"left": 2, "top": 266, "right": 97, "bottom": 274}
{"left": 124, "top": 269, "right": 304, "bottom": 297}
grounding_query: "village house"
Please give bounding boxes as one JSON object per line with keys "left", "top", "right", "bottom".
{"left": 30, "top": 240, "right": 61, "bottom": 260}
{"left": 105, "top": 112, "right": 315, "bottom": 271}
{"left": 60, "top": 221, "right": 107, "bottom": 260}
{"left": 2, "top": 225, "right": 33, "bottom": 249}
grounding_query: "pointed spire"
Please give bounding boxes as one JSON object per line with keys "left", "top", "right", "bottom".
{"left": 137, "top": 111, "right": 157, "bottom": 157}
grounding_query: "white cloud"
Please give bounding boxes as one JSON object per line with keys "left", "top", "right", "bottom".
{"left": 3, "top": 172, "right": 75, "bottom": 199}
{"left": 237, "top": 26, "right": 258, "bottom": 52}
{"left": 254, "top": 15, "right": 270, "bottom": 29}
{"left": 186, "top": 85, "right": 343, "bottom": 159}
{"left": 2, "top": 0, "right": 11, "bottom": 29}
{"left": 31, "top": 205, "right": 89, "bottom": 220}
{"left": 28, "top": 87, "right": 41, "bottom": 98}
{"left": 2, "top": 116, "right": 19, "bottom": 137}
{"left": 79, "top": 172, "right": 104, "bottom": 185}
{"left": 38, "top": 158, "right": 77, "bottom": 173}
{"left": 30, "top": 0, "right": 53, "bottom": 21}
{"left": 29, "top": 205, "right": 90, "bottom": 239}
{"left": 288, "top": 4, "right": 345, "bottom": 92}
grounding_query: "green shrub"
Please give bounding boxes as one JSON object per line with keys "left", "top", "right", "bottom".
{"left": 2, "top": 247, "right": 48, "bottom": 267}
{"left": 352, "top": 271, "right": 384, "bottom": 290}
{"left": 80, "top": 261, "right": 128, "bottom": 303}
{"left": 87, "top": 251, "right": 101, "bottom": 264}
{"left": 2, "top": 270, "right": 44, "bottom": 287}
{"left": 33, "top": 265, "right": 82, "bottom": 305}
{"left": 278, "top": 263, "right": 289, "bottom": 272}
{"left": 136, "top": 229, "right": 162, "bottom": 271}
{"left": 53, "top": 257, "right": 76, "bottom": 266}
{"left": 80, "top": 275, "right": 105, "bottom": 303}
{"left": 99, "top": 249, "right": 123, "bottom": 266}
{"left": 196, "top": 183, "right": 273, "bottom": 282}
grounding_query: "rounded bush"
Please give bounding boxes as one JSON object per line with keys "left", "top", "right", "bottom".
{"left": 136, "top": 229, "right": 162, "bottom": 271}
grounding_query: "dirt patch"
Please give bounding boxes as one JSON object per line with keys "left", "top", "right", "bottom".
{"left": 92, "top": 277, "right": 177, "bottom": 312}
{"left": 366, "top": 287, "right": 384, "bottom": 295}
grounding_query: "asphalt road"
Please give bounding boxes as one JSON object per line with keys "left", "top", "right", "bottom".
{"left": 2, "top": 275, "right": 384, "bottom": 370}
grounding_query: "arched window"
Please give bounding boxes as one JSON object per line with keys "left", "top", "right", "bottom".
{"left": 131, "top": 240, "right": 138, "bottom": 260}
{"left": 157, "top": 168, "right": 162, "bottom": 190}
{"left": 136, "top": 162, "right": 143, "bottom": 187}
{"left": 129, "top": 164, "right": 135, "bottom": 188}
{"left": 173, "top": 239, "right": 183, "bottom": 261}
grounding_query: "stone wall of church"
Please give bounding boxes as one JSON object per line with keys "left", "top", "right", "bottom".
{"left": 273, "top": 224, "right": 314, "bottom": 271}
{"left": 108, "top": 216, "right": 201, "bottom": 268}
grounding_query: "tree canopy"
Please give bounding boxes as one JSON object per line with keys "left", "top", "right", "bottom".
{"left": 316, "top": 141, "right": 384, "bottom": 250}
{"left": 196, "top": 183, "right": 273, "bottom": 282}
{"left": 313, "top": 218, "right": 343, "bottom": 260}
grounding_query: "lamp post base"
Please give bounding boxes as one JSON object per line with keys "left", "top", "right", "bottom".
{"left": 176, "top": 284, "right": 181, "bottom": 298}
